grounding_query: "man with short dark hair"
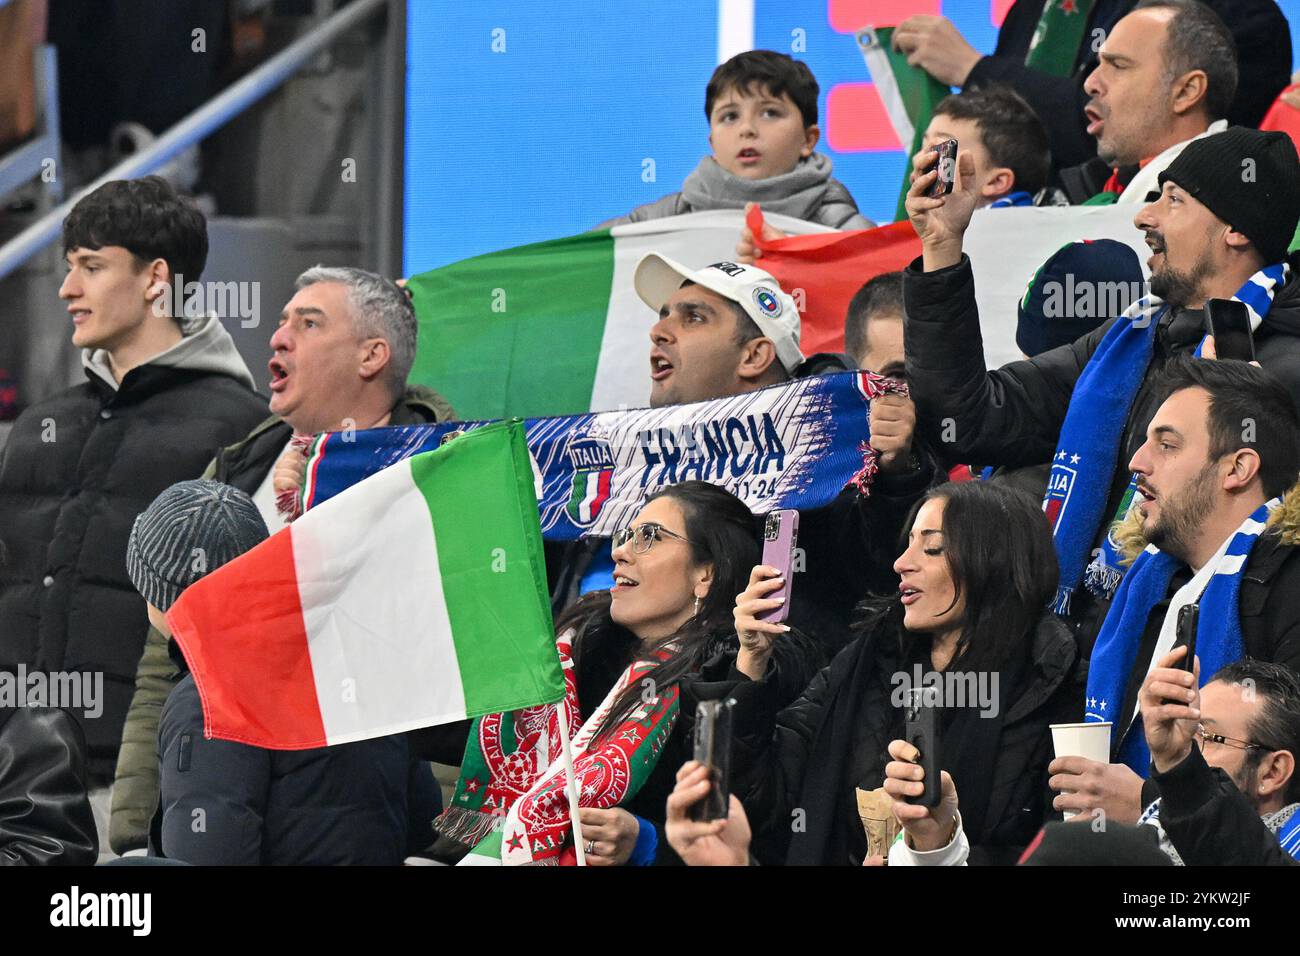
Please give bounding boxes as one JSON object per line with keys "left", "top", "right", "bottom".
{"left": 844, "top": 272, "right": 905, "bottom": 377}
{"left": 0, "top": 176, "right": 267, "bottom": 855}
{"left": 1049, "top": 356, "right": 1300, "bottom": 823}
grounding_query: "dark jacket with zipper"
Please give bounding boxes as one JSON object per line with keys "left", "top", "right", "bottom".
{"left": 0, "top": 706, "right": 98, "bottom": 865}
{"left": 727, "top": 608, "right": 1078, "bottom": 866}
{"left": 903, "top": 253, "right": 1300, "bottom": 659}
{"left": 108, "top": 384, "right": 457, "bottom": 854}
{"left": 965, "top": 0, "right": 1291, "bottom": 175}
{"left": 0, "top": 336, "right": 266, "bottom": 782}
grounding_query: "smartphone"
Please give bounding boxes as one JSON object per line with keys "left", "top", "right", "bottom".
{"left": 1204, "top": 298, "right": 1255, "bottom": 362}
{"left": 688, "top": 698, "right": 735, "bottom": 822}
{"left": 757, "top": 509, "right": 799, "bottom": 623}
{"left": 928, "top": 138, "right": 958, "bottom": 197}
{"left": 903, "top": 687, "right": 942, "bottom": 808}
{"left": 1176, "top": 602, "right": 1199, "bottom": 675}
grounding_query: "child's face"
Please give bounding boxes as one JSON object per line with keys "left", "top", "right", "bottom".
{"left": 708, "top": 84, "right": 818, "bottom": 180}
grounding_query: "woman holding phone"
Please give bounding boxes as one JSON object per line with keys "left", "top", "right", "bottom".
{"left": 727, "top": 481, "right": 1078, "bottom": 865}
{"left": 431, "top": 480, "right": 822, "bottom": 865}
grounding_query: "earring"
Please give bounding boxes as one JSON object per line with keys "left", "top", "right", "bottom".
{"left": 694, "top": 596, "right": 701, "bottom": 616}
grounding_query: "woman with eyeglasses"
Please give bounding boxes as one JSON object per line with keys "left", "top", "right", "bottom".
{"left": 724, "top": 480, "right": 1080, "bottom": 866}
{"left": 542, "top": 480, "right": 824, "bottom": 865}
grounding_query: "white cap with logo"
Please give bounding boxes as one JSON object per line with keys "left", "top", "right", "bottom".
{"left": 633, "top": 254, "right": 804, "bottom": 373}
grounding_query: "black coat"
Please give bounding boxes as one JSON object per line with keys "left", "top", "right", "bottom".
{"left": 157, "top": 675, "right": 412, "bottom": 865}
{"left": 967, "top": 0, "right": 1292, "bottom": 174}
{"left": 903, "top": 254, "right": 1300, "bottom": 656}
{"left": 0, "top": 706, "right": 98, "bottom": 865}
{"left": 0, "top": 365, "right": 266, "bottom": 780}
{"left": 729, "top": 610, "right": 1078, "bottom": 866}
{"left": 570, "top": 624, "right": 825, "bottom": 865}
{"left": 1153, "top": 743, "right": 1298, "bottom": 866}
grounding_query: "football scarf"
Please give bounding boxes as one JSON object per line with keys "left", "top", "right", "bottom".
{"left": 1087, "top": 499, "right": 1279, "bottom": 775}
{"left": 436, "top": 630, "right": 679, "bottom": 865}
{"left": 1046, "top": 263, "right": 1288, "bottom": 615}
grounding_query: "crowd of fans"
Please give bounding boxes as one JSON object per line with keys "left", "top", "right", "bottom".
{"left": 3, "top": 0, "right": 1300, "bottom": 867}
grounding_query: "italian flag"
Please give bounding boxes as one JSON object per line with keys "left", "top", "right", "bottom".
{"left": 167, "top": 420, "right": 564, "bottom": 750}
{"left": 404, "top": 210, "right": 835, "bottom": 421}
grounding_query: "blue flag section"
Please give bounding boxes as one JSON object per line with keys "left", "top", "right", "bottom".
{"left": 302, "top": 371, "right": 899, "bottom": 540}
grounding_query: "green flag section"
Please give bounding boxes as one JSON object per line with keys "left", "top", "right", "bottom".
{"left": 855, "top": 26, "right": 952, "bottom": 224}
{"left": 166, "top": 420, "right": 563, "bottom": 749}
{"left": 404, "top": 210, "right": 836, "bottom": 421}
{"left": 1025, "top": 0, "right": 1097, "bottom": 76}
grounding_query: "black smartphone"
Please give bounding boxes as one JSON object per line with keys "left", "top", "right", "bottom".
{"left": 1176, "top": 602, "right": 1199, "bottom": 675}
{"left": 928, "top": 138, "right": 957, "bottom": 197}
{"left": 903, "top": 687, "right": 941, "bottom": 808}
{"left": 1205, "top": 298, "right": 1255, "bottom": 362}
{"left": 688, "top": 698, "right": 735, "bottom": 822}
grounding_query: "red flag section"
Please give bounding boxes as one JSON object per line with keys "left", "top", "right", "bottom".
{"left": 747, "top": 204, "right": 921, "bottom": 356}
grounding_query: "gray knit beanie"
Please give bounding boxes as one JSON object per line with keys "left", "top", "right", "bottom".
{"left": 126, "top": 479, "right": 268, "bottom": 612}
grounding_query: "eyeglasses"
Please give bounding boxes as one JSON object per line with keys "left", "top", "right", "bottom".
{"left": 612, "top": 522, "right": 690, "bottom": 554}
{"left": 1196, "top": 724, "right": 1265, "bottom": 752}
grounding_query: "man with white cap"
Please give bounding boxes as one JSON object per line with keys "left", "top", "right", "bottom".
{"left": 633, "top": 255, "right": 805, "bottom": 408}
{"left": 547, "top": 254, "right": 934, "bottom": 652}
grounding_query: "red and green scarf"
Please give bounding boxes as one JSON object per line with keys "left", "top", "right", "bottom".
{"left": 436, "top": 630, "right": 680, "bottom": 865}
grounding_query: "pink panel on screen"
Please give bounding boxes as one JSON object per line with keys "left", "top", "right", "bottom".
{"left": 828, "top": 0, "right": 940, "bottom": 34}
{"left": 991, "top": 0, "right": 1017, "bottom": 26}
{"left": 826, "top": 83, "right": 903, "bottom": 152}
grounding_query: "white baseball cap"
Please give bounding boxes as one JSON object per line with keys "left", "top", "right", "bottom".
{"left": 633, "top": 254, "right": 804, "bottom": 373}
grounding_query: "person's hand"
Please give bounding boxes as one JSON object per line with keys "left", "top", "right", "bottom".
{"left": 1047, "top": 757, "right": 1145, "bottom": 824}
{"left": 862, "top": 853, "right": 886, "bottom": 866}
{"left": 905, "top": 146, "right": 978, "bottom": 271}
{"left": 576, "top": 807, "right": 641, "bottom": 866}
{"left": 882, "top": 738, "right": 959, "bottom": 852}
{"left": 892, "top": 15, "right": 982, "bottom": 87}
{"left": 736, "top": 202, "right": 788, "bottom": 263}
{"left": 1138, "top": 645, "right": 1202, "bottom": 774}
{"left": 272, "top": 444, "right": 308, "bottom": 498}
{"left": 869, "top": 393, "right": 917, "bottom": 474}
{"left": 664, "top": 761, "right": 751, "bottom": 866}
{"left": 733, "top": 565, "right": 790, "bottom": 679}
{"left": 1199, "top": 335, "right": 1262, "bottom": 368}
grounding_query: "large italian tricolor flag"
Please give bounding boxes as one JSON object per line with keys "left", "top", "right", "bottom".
{"left": 406, "top": 204, "right": 1151, "bottom": 422}
{"left": 167, "top": 420, "right": 564, "bottom": 750}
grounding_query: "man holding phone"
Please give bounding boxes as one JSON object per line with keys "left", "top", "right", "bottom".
{"left": 904, "top": 126, "right": 1300, "bottom": 668}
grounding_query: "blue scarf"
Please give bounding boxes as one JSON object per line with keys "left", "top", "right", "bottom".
{"left": 1086, "top": 499, "right": 1279, "bottom": 775}
{"left": 1046, "top": 263, "right": 1289, "bottom": 615}
{"left": 989, "top": 190, "right": 1034, "bottom": 208}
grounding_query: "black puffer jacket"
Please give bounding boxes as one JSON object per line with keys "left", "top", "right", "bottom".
{"left": 729, "top": 610, "right": 1078, "bottom": 866}
{"left": 903, "top": 254, "right": 1300, "bottom": 655}
{"left": 158, "top": 675, "right": 412, "bottom": 865}
{"left": 0, "top": 706, "right": 98, "bottom": 865}
{"left": 966, "top": 0, "right": 1291, "bottom": 174}
{"left": 0, "top": 323, "right": 266, "bottom": 780}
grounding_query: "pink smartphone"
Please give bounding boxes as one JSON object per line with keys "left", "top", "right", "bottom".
{"left": 758, "top": 509, "right": 799, "bottom": 624}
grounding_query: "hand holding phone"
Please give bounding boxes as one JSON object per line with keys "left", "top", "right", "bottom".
{"left": 1176, "top": 603, "right": 1199, "bottom": 676}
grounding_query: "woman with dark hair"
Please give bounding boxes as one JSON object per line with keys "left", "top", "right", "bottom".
{"left": 433, "top": 480, "right": 822, "bottom": 865}
{"left": 727, "top": 480, "right": 1078, "bottom": 865}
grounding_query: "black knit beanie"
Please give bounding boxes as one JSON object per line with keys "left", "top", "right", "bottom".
{"left": 1158, "top": 127, "right": 1300, "bottom": 266}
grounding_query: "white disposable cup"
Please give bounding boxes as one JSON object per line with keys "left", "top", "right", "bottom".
{"left": 1050, "top": 722, "right": 1112, "bottom": 820}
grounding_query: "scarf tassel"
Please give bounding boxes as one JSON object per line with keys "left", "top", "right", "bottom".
{"left": 1051, "top": 585, "right": 1073, "bottom": 617}
{"left": 433, "top": 805, "right": 503, "bottom": 849}
{"left": 1084, "top": 562, "right": 1124, "bottom": 601}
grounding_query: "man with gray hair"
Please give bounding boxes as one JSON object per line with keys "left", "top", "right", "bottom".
{"left": 109, "top": 265, "right": 456, "bottom": 855}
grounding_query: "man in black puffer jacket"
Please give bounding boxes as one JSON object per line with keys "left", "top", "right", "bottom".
{"left": 903, "top": 127, "right": 1300, "bottom": 661}
{"left": 0, "top": 177, "right": 267, "bottom": 837}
